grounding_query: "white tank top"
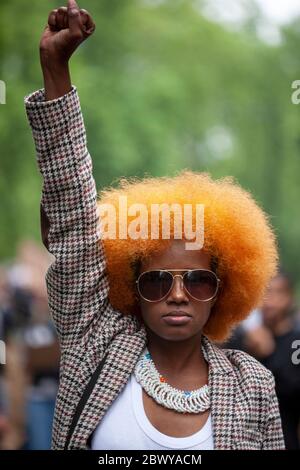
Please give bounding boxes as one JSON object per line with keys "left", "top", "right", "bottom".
{"left": 91, "top": 372, "right": 214, "bottom": 450}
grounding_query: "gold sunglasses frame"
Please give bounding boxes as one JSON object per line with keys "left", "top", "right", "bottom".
{"left": 135, "top": 268, "right": 221, "bottom": 303}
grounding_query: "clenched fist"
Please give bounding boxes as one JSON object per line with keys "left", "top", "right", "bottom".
{"left": 40, "top": 0, "right": 95, "bottom": 68}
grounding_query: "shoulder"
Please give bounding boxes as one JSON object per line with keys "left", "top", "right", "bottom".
{"left": 222, "top": 347, "right": 275, "bottom": 390}
{"left": 203, "top": 335, "right": 275, "bottom": 390}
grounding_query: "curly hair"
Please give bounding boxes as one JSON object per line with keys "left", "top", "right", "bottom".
{"left": 97, "top": 170, "right": 278, "bottom": 342}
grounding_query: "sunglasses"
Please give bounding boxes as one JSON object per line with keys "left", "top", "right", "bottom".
{"left": 136, "top": 269, "right": 220, "bottom": 302}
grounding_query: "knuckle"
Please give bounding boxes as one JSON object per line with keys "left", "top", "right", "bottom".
{"left": 68, "top": 8, "right": 79, "bottom": 17}
{"left": 48, "top": 9, "right": 57, "bottom": 19}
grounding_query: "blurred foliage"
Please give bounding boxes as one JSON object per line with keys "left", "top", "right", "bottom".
{"left": 0, "top": 0, "right": 300, "bottom": 294}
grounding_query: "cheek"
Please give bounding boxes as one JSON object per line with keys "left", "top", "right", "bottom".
{"left": 139, "top": 300, "right": 160, "bottom": 325}
{"left": 139, "top": 300, "right": 174, "bottom": 333}
{"left": 191, "top": 302, "right": 212, "bottom": 325}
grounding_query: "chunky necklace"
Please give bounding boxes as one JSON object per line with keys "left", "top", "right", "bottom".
{"left": 134, "top": 348, "right": 210, "bottom": 414}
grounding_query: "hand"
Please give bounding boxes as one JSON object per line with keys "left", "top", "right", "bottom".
{"left": 244, "top": 326, "right": 275, "bottom": 359}
{"left": 40, "top": 0, "right": 96, "bottom": 69}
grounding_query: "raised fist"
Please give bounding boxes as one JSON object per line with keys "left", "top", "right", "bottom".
{"left": 40, "top": 0, "right": 95, "bottom": 67}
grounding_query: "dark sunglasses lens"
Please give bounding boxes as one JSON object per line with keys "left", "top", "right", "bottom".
{"left": 138, "top": 271, "right": 173, "bottom": 301}
{"left": 184, "top": 270, "right": 218, "bottom": 300}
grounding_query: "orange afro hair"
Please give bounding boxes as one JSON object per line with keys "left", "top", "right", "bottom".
{"left": 97, "top": 170, "right": 278, "bottom": 342}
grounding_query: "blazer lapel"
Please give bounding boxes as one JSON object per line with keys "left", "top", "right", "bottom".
{"left": 69, "top": 323, "right": 148, "bottom": 449}
{"left": 202, "top": 336, "right": 238, "bottom": 450}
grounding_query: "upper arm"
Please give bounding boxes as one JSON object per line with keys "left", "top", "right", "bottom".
{"left": 25, "top": 86, "right": 113, "bottom": 349}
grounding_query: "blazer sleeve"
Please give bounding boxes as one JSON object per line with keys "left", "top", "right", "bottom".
{"left": 24, "top": 86, "right": 113, "bottom": 349}
{"left": 262, "top": 375, "right": 286, "bottom": 450}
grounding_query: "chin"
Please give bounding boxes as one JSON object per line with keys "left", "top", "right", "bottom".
{"left": 156, "top": 328, "right": 199, "bottom": 342}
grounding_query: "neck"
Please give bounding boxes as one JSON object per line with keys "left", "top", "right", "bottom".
{"left": 145, "top": 328, "right": 207, "bottom": 379}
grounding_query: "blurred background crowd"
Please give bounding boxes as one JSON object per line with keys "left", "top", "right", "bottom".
{"left": 1, "top": 0, "right": 300, "bottom": 451}
{"left": 0, "top": 241, "right": 59, "bottom": 449}
{"left": 0, "top": 241, "right": 299, "bottom": 449}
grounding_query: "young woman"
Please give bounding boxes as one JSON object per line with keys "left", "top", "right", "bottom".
{"left": 24, "top": 0, "right": 285, "bottom": 450}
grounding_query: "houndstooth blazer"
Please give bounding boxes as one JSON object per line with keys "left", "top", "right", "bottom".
{"left": 24, "top": 86, "right": 285, "bottom": 450}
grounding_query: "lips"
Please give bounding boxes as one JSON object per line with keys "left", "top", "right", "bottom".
{"left": 163, "top": 311, "right": 191, "bottom": 317}
{"left": 162, "top": 311, "right": 192, "bottom": 326}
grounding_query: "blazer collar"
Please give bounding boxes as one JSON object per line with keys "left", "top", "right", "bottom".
{"left": 201, "top": 335, "right": 234, "bottom": 375}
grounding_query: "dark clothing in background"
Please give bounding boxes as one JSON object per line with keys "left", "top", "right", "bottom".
{"left": 225, "top": 323, "right": 300, "bottom": 449}
{"left": 260, "top": 328, "right": 300, "bottom": 450}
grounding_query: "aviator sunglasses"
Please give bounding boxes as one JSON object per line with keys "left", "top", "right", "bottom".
{"left": 136, "top": 269, "right": 220, "bottom": 302}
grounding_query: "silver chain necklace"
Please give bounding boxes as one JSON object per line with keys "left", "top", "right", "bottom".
{"left": 134, "top": 348, "right": 210, "bottom": 414}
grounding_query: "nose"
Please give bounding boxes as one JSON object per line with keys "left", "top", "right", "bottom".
{"left": 166, "top": 275, "right": 189, "bottom": 304}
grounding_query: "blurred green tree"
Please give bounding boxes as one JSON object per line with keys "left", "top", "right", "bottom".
{"left": 0, "top": 0, "right": 300, "bottom": 295}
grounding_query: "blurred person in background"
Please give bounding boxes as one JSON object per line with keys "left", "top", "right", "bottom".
{"left": 7, "top": 240, "right": 60, "bottom": 450}
{"left": 258, "top": 271, "right": 300, "bottom": 450}
{"left": 0, "top": 265, "right": 26, "bottom": 450}
{"left": 22, "top": 291, "right": 60, "bottom": 450}
{"left": 0, "top": 265, "right": 11, "bottom": 448}
{"left": 0, "top": 241, "right": 60, "bottom": 449}
{"left": 225, "top": 270, "right": 300, "bottom": 449}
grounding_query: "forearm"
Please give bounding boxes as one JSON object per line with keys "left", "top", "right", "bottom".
{"left": 42, "top": 62, "right": 72, "bottom": 101}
